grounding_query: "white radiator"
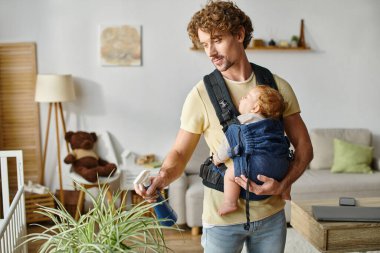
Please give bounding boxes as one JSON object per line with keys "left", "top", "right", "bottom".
{"left": 0, "top": 151, "right": 27, "bottom": 253}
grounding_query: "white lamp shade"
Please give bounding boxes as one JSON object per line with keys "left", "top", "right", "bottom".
{"left": 35, "top": 74, "right": 76, "bottom": 102}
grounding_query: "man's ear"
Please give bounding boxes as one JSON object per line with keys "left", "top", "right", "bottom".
{"left": 236, "top": 26, "right": 245, "bottom": 43}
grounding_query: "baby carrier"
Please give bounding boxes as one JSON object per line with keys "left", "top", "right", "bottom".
{"left": 199, "top": 63, "right": 293, "bottom": 230}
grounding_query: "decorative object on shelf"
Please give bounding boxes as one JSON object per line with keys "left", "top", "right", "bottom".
{"left": 298, "top": 19, "right": 306, "bottom": 48}
{"left": 278, "top": 40, "right": 290, "bottom": 48}
{"left": 268, "top": 39, "right": 276, "bottom": 47}
{"left": 35, "top": 74, "right": 76, "bottom": 204}
{"left": 253, "top": 39, "right": 265, "bottom": 48}
{"left": 290, "top": 35, "right": 299, "bottom": 48}
{"left": 99, "top": 24, "right": 142, "bottom": 66}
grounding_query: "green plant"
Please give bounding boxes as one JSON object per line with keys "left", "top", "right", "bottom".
{"left": 23, "top": 184, "right": 180, "bottom": 253}
{"left": 291, "top": 35, "right": 299, "bottom": 42}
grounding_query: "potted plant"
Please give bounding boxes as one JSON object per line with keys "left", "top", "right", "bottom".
{"left": 290, "top": 35, "right": 299, "bottom": 48}
{"left": 23, "top": 184, "right": 179, "bottom": 252}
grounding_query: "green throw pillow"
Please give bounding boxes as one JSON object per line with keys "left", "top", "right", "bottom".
{"left": 331, "top": 138, "right": 373, "bottom": 173}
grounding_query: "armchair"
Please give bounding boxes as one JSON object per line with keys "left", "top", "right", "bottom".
{"left": 67, "top": 131, "right": 121, "bottom": 219}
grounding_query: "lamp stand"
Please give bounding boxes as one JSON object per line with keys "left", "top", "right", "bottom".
{"left": 40, "top": 102, "right": 70, "bottom": 204}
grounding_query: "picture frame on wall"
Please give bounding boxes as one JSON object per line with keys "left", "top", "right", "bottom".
{"left": 99, "top": 24, "right": 142, "bottom": 66}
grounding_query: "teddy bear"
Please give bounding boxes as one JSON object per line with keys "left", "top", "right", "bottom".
{"left": 64, "top": 131, "right": 117, "bottom": 183}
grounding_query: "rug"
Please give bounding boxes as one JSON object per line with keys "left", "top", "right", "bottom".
{"left": 284, "top": 228, "right": 319, "bottom": 253}
{"left": 242, "top": 228, "right": 380, "bottom": 253}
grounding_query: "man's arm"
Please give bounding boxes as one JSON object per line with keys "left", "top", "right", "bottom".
{"left": 134, "top": 129, "right": 201, "bottom": 200}
{"left": 234, "top": 113, "right": 313, "bottom": 196}
{"left": 280, "top": 112, "right": 314, "bottom": 191}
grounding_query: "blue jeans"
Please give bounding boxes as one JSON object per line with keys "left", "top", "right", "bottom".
{"left": 201, "top": 210, "right": 287, "bottom": 253}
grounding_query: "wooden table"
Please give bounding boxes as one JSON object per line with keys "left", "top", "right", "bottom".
{"left": 291, "top": 198, "right": 380, "bottom": 253}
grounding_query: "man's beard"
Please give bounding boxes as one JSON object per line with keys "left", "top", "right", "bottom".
{"left": 212, "top": 55, "right": 232, "bottom": 72}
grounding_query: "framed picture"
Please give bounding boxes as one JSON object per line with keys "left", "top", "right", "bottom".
{"left": 99, "top": 24, "right": 142, "bottom": 66}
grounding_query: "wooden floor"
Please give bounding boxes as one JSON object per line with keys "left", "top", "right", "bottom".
{"left": 27, "top": 222, "right": 203, "bottom": 253}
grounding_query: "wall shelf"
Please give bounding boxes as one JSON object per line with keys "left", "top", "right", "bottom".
{"left": 190, "top": 46, "right": 311, "bottom": 51}
{"left": 191, "top": 19, "right": 310, "bottom": 52}
{"left": 247, "top": 46, "right": 310, "bottom": 51}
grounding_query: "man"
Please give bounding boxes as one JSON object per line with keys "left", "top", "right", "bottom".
{"left": 135, "top": 1, "right": 313, "bottom": 252}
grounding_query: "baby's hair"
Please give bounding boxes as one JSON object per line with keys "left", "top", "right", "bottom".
{"left": 254, "top": 85, "right": 285, "bottom": 119}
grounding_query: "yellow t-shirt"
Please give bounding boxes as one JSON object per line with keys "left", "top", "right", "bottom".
{"left": 180, "top": 73, "right": 300, "bottom": 226}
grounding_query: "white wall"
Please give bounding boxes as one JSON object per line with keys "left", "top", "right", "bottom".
{"left": 1, "top": 0, "right": 380, "bottom": 190}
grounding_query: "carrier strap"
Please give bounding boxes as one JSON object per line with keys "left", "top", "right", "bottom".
{"left": 244, "top": 155, "right": 251, "bottom": 231}
{"left": 244, "top": 178, "right": 251, "bottom": 231}
{"left": 203, "top": 70, "right": 240, "bottom": 132}
{"left": 251, "top": 63, "right": 278, "bottom": 91}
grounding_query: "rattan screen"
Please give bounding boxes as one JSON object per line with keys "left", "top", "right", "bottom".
{"left": 0, "top": 43, "right": 42, "bottom": 194}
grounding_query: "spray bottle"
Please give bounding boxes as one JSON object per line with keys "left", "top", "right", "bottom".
{"left": 133, "top": 170, "right": 177, "bottom": 226}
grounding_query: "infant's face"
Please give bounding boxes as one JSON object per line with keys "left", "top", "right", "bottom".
{"left": 238, "top": 88, "right": 260, "bottom": 114}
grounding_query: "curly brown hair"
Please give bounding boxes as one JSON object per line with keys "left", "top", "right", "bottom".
{"left": 187, "top": 0, "right": 253, "bottom": 49}
{"left": 255, "top": 85, "right": 285, "bottom": 119}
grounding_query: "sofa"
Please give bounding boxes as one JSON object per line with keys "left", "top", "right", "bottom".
{"left": 168, "top": 128, "right": 380, "bottom": 235}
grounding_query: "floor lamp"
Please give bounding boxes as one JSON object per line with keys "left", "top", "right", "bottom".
{"left": 35, "top": 74, "right": 76, "bottom": 204}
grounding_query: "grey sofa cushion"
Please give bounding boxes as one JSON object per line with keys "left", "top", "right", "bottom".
{"left": 185, "top": 175, "right": 204, "bottom": 227}
{"left": 292, "top": 169, "right": 380, "bottom": 198}
{"left": 310, "top": 128, "right": 371, "bottom": 170}
{"left": 168, "top": 174, "right": 187, "bottom": 224}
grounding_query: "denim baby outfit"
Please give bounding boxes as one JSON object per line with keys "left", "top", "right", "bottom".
{"left": 225, "top": 118, "right": 291, "bottom": 200}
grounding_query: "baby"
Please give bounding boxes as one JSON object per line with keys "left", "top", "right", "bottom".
{"left": 213, "top": 85, "right": 290, "bottom": 215}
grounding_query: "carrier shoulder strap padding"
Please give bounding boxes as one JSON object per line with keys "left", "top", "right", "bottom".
{"left": 199, "top": 62, "right": 278, "bottom": 191}
{"left": 251, "top": 63, "right": 278, "bottom": 91}
{"left": 203, "top": 70, "right": 240, "bottom": 132}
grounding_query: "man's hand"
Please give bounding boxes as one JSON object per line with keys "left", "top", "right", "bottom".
{"left": 234, "top": 174, "right": 290, "bottom": 198}
{"left": 134, "top": 174, "right": 166, "bottom": 203}
{"left": 133, "top": 129, "right": 201, "bottom": 203}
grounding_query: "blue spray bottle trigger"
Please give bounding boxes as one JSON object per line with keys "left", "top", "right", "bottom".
{"left": 134, "top": 170, "right": 177, "bottom": 227}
